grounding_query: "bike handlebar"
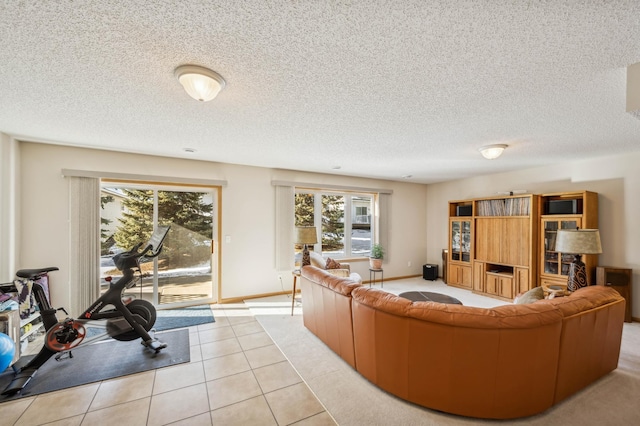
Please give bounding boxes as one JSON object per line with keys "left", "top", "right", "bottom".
{"left": 113, "top": 226, "right": 171, "bottom": 271}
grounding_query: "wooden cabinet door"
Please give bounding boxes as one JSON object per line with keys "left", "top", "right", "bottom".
{"left": 486, "top": 274, "right": 498, "bottom": 295}
{"left": 474, "top": 218, "right": 501, "bottom": 263}
{"left": 499, "top": 276, "right": 514, "bottom": 299}
{"left": 473, "top": 262, "right": 485, "bottom": 292}
{"left": 449, "top": 265, "right": 460, "bottom": 286}
{"left": 461, "top": 265, "right": 472, "bottom": 288}
{"left": 502, "top": 218, "right": 530, "bottom": 266}
{"left": 514, "top": 267, "right": 530, "bottom": 294}
{"left": 449, "top": 264, "right": 472, "bottom": 288}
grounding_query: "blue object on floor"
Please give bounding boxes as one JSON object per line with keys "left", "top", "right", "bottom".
{"left": 154, "top": 305, "right": 215, "bottom": 331}
{"left": 0, "top": 333, "right": 14, "bottom": 373}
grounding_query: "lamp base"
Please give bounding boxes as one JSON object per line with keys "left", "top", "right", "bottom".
{"left": 567, "top": 255, "right": 588, "bottom": 292}
{"left": 301, "top": 245, "right": 311, "bottom": 267}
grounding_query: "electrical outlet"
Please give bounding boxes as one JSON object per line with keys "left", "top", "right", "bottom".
{"left": 278, "top": 275, "right": 282, "bottom": 280}
{"left": 408, "top": 261, "right": 412, "bottom": 267}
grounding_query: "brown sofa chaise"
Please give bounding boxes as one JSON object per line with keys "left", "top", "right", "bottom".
{"left": 299, "top": 265, "right": 625, "bottom": 419}
{"left": 300, "top": 265, "right": 363, "bottom": 368}
{"left": 536, "top": 286, "right": 626, "bottom": 404}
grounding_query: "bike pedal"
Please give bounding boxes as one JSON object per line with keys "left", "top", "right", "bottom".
{"left": 54, "top": 351, "right": 73, "bottom": 361}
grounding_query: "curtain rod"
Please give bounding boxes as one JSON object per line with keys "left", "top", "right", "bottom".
{"left": 62, "top": 169, "right": 227, "bottom": 187}
{"left": 271, "top": 180, "right": 393, "bottom": 194}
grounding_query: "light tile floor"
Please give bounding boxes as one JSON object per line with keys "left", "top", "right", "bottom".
{"left": 0, "top": 303, "right": 336, "bottom": 426}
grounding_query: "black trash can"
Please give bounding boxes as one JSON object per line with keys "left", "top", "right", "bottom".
{"left": 423, "top": 264, "right": 438, "bottom": 281}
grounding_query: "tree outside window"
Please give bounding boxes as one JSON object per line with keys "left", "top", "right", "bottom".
{"left": 295, "top": 190, "right": 373, "bottom": 258}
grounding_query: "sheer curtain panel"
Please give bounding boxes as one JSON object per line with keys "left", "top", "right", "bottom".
{"left": 68, "top": 176, "right": 100, "bottom": 316}
{"left": 275, "top": 185, "right": 295, "bottom": 271}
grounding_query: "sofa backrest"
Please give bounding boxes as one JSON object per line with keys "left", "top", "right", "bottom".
{"left": 536, "top": 285, "right": 625, "bottom": 403}
{"left": 300, "top": 265, "right": 362, "bottom": 368}
{"left": 350, "top": 286, "right": 565, "bottom": 419}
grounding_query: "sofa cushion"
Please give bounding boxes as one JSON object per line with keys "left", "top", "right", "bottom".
{"left": 309, "top": 251, "right": 326, "bottom": 269}
{"left": 514, "top": 286, "right": 544, "bottom": 304}
{"left": 326, "top": 257, "right": 342, "bottom": 269}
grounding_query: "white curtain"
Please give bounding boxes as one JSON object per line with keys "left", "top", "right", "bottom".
{"left": 68, "top": 176, "right": 100, "bottom": 316}
{"left": 378, "top": 193, "right": 390, "bottom": 263}
{"left": 275, "top": 185, "right": 295, "bottom": 270}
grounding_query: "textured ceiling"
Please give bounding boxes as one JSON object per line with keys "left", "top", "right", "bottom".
{"left": 1, "top": 1, "right": 640, "bottom": 184}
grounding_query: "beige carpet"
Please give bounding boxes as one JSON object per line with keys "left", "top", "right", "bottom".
{"left": 249, "top": 277, "right": 640, "bottom": 425}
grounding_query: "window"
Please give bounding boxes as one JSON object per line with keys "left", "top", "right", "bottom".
{"left": 295, "top": 190, "right": 373, "bottom": 258}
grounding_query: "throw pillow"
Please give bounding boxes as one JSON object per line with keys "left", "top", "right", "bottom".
{"left": 325, "top": 258, "right": 342, "bottom": 269}
{"left": 514, "top": 286, "right": 545, "bottom": 304}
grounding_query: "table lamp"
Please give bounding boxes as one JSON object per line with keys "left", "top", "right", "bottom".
{"left": 555, "top": 229, "right": 602, "bottom": 292}
{"left": 295, "top": 226, "right": 318, "bottom": 266}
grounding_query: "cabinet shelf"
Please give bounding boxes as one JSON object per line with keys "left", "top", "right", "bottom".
{"left": 19, "top": 311, "right": 43, "bottom": 342}
{"left": 486, "top": 271, "right": 514, "bottom": 278}
{"left": 539, "top": 191, "right": 598, "bottom": 287}
{"left": 20, "top": 322, "right": 43, "bottom": 341}
{"left": 20, "top": 312, "right": 41, "bottom": 327}
{"left": 448, "top": 196, "right": 536, "bottom": 298}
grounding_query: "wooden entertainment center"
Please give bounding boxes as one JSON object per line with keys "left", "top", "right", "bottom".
{"left": 448, "top": 191, "right": 598, "bottom": 301}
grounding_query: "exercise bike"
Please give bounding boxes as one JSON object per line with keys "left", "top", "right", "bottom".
{"left": 1, "top": 225, "right": 171, "bottom": 396}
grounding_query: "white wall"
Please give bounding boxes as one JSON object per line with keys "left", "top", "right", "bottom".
{"left": 426, "top": 151, "right": 640, "bottom": 319}
{"left": 15, "top": 142, "right": 429, "bottom": 309}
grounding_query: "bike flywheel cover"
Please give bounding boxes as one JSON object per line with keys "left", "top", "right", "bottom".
{"left": 45, "top": 320, "right": 87, "bottom": 352}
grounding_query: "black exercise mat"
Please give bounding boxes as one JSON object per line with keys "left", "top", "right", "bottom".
{"left": 0, "top": 329, "right": 189, "bottom": 402}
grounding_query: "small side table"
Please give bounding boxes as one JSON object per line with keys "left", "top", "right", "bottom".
{"left": 291, "top": 269, "right": 301, "bottom": 316}
{"left": 369, "top": 268, "right": 383, "bottom": 288}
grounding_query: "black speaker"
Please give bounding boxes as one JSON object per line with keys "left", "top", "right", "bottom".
{"left": 546, "top": 199, "right": 582, "bottom": 215}
{"left": 456, "top": 205, "right": 473, "bottom": 216}
{"left": 423, "top": 264, "right": 438, "bottom": 281}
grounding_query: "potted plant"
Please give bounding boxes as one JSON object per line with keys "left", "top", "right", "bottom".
{"left": 369, "top": 244, "right": 384, "bottom": 269}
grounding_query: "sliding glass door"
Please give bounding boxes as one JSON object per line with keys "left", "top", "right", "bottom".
{"left": 100, "top": 183, "right": 219, "bottom": 307}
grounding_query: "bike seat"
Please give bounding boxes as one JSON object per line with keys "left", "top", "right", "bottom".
{"left": 16, "top": 267, "right": 59, "bottom": 280}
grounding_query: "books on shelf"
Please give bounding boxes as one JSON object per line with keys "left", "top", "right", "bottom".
{"left": 476, "top": 197, "right": 530, "bottom": 216}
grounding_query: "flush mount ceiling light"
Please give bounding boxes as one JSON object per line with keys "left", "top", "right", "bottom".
{"left": 479, "top": 144, "right": 507, "bottom": 160}
{"left": 174, "top": 64, "right": 226, "bottom": 102}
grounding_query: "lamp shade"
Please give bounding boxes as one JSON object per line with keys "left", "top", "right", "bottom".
{"left": 479, "top": 144, "right": 507, "bottom": 160}
{"left": 175, "top": 65, "right": 226, "bottom": 102}
{"left": 555, "top": 229, "right": 602, "bottom": 254}
{"left": 295, "top": 227, "right": 318, "bottom": 245}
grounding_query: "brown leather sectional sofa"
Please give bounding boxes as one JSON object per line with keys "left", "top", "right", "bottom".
{"left": 299, "top": 265, "right": 626, "bottom": 419}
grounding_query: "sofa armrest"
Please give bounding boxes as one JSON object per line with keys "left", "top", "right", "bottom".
{"left": 340, "top": 262, "right": 351, "bottom": 272}
{"left": 325, "top": 268, "right": 351, "bottom": 278}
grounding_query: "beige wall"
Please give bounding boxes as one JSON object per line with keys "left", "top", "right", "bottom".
{"left": 12, "top": 141, "right": 428, "bottom": 309}
{"left": 426, "top": 151, "right": 640, "bottom": 319}
{"left": 7, "top": 138, "right": 639, "bottom": 319}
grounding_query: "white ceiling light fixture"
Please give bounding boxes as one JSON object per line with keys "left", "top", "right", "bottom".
{"left": 174, "top": 64, "right": 226, "bottom": 102}
{"left": 479, "top": 144, "right": 507, "bottom": 160}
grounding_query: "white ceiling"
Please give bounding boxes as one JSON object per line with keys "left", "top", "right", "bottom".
{"left": 1, "top": 1, "right": 640, "bottom": 184}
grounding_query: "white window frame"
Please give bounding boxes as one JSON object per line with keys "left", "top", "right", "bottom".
{"left": 295, "top": 188, "right": 375, "bottom": 259}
